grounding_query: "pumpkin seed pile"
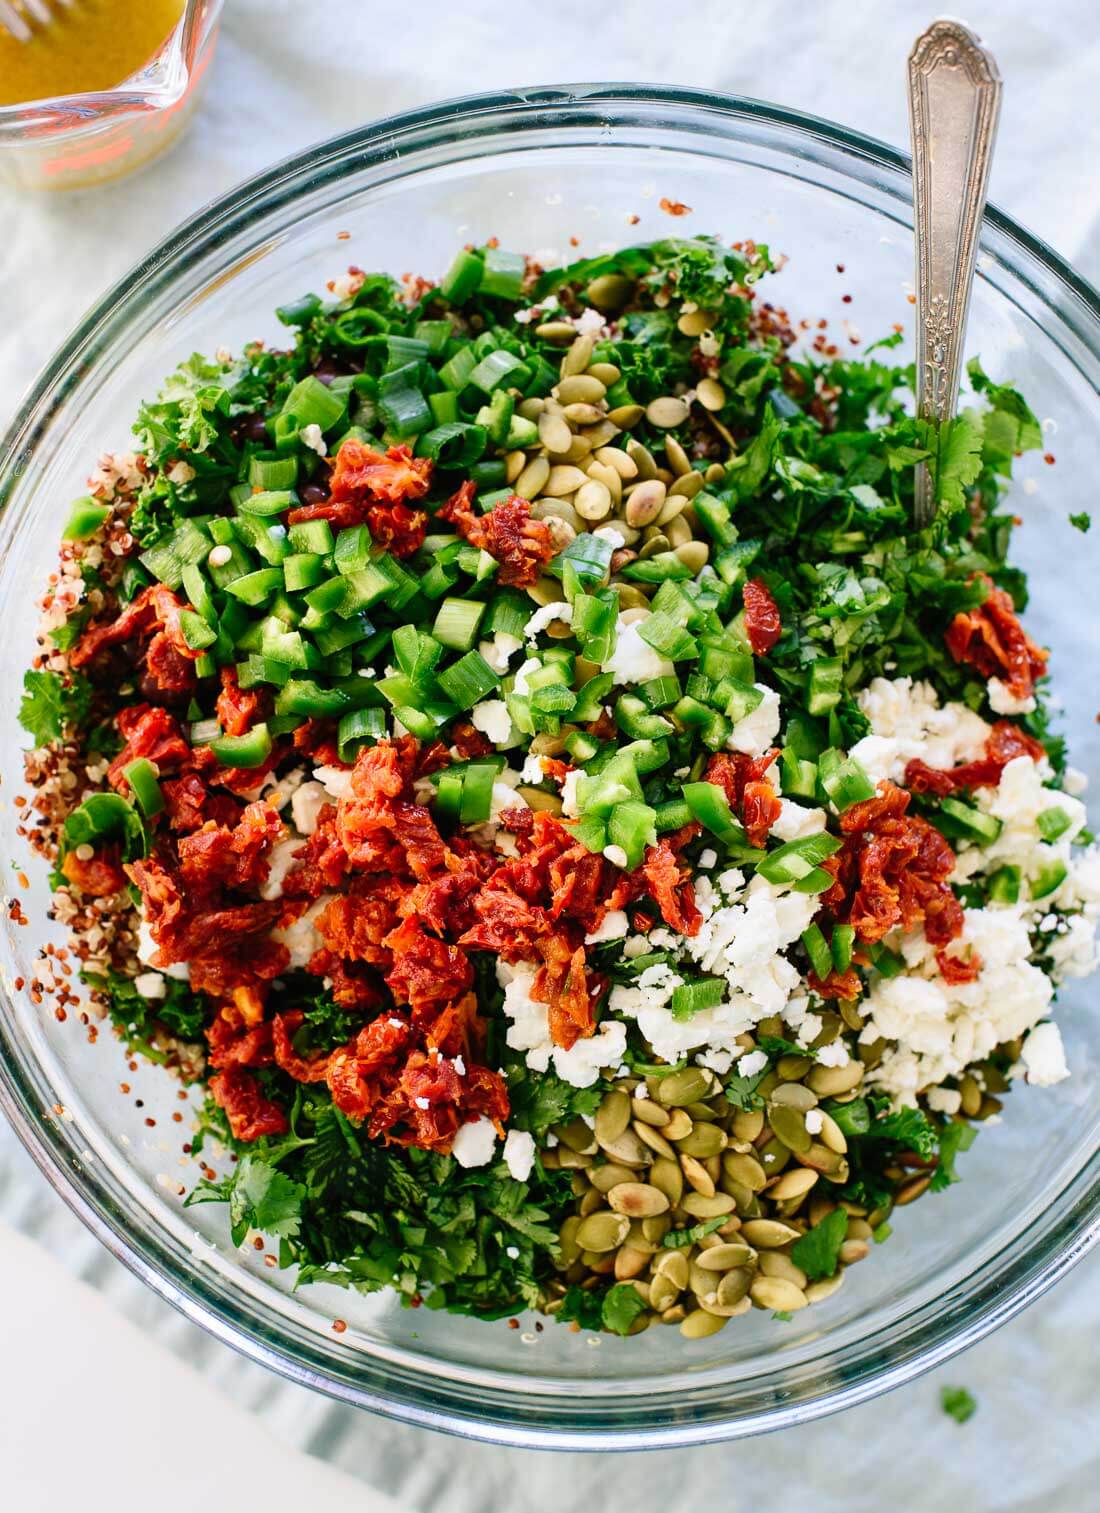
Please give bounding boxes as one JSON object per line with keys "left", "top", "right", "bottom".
{"left": 539, "top": 1051, "right": 887, "bottom": 1337}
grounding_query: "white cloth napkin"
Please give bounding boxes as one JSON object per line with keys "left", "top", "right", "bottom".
{"left": 2, "top": 2, "right": 1099, "bottom": 1507}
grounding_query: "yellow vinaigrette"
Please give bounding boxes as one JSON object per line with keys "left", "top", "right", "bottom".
{"left": 0, "top": 0, "right": 185, "bottom": 107}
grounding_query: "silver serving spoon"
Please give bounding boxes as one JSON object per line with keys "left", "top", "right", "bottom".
{"left": 907, "top": 18, "right": 1003, "bottom": 526}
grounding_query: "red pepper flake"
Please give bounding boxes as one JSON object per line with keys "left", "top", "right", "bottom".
{"left": 264, "top": 1255, "right": 277, "bottom": 1268}
{"left": 659, "top": 197, "right": 692, "bottom": 217}
{"left": 144, "top": 1117, "right": 156, "bottom": 1127}
{"left": 569, "top": 235, "right": 580, "bottom": 247}
{"left": 332, "top": 1318, "right": 347, "bottom": 1334}
{"left": 907, "top": 293, "right": 916, "bottom": 304}
{"left": 336, "top": 230, "right": 351, "bottom": 240}
{"left": 13, "top": 977, "right": 24, "bottom": 992}
{"left": 120, "top": 1082, "right": 130, "bottom": 1094}
{"left": 836, "top": 263, "right": 845, "bottom": 273}
{"left": 628, "top": 213, "right": 640, "bottom": 225}
{"left": 252, "top": 1236, "right": 264, "bottom": 1251}
{"left": 54, "top": 1007, "right": 66, "bottom": 1022}
{"left": 842, "top": 294, "right": 852, "bottom": 304}
{"left": 507, "top": 1317, "right": 520, "bottom": 1330}
{"left": 1044, "top": 453, "right": 1056, "bottom": 465}
{"left": 17, "top": 872, "right": 28, "bottom": 889}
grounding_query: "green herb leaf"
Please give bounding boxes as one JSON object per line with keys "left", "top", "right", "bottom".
{"left": 941, "top": 1386, "right": 977, "bottom": 1424}
{"left": 18, "top": 669, "right": 91, "bottom": 747}
{"left": 601, "top": 1282, "right": 648, "bottom": 1337}
{"left": 790, "top": 1207, "right": 848, "bottom": 1281}
{"left": 1069, "top": 512, "right": 1091, "bottom": 533}
{"left": 930, "top": 1119, "right": 977, "bottom": 1191}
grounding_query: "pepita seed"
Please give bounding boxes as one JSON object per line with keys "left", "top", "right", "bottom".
{"left": 515, "top": 456, "right": 551, "bottom": 500}
{"left": 653, "top": 1248, "right": 690, "bottom": 1287}
{"left": 766, "top": 1167, "right": 818, "bottom": 1202}
{"left": 562, "top": 402, "right": 606, "bottom": 426}
{"left": 534, "top": 321, "right": 576, "bottom": 343}
{"left": 556, "top": 1147, "right": 593, "bottom": 1169}
{"left": 777, "top": 1054, "right": 814, "bottom": 1082}
{"left": 578, "top": 1186, "right": 604, "bottom": 1217}
{"left": 654, "top": 495, "right": 689, "bottom": 530}
{"left": 574, "top": 479, "right": 613, "bottom": 522}
{"left": 680, "top": 1153, "right": 716, "bottom": 1197}
{"left": 649, "top": 1272, "right": 680, "bottom": 1312}
{"left": 740, "top": 1219, "right": 802, "bottom": 1249}
{"left": 664, "top": 516, "right": 692, "bottom": 548}
{"left": 664, "top": 436, "right": 692, "bottom": 476}
{"left": 543, "top": 518, "right": 576, "bottom": 551}
{"left": 608, "top": 1182, "right": 670, "bottom": 1219}
{"left": 804, "top": 1273, "right": 845, "bottom": 1306}
{"left": 675, "top": 1122, "right": 727, "bottom": 1158}
{"left": 589, "top": 1161, "right": 636, "bottom": 1194}
{"left": 631, "top": 1096, "right": 670, "bottom": 1128}
{"left": 817, "top": 1110, "right": 848, "bottom": 1154}
{"left": 807, "top": 1061, "right": 864, "bottom": 1097}
{"left": 585, "top": 458, "right": 622, "bottom": 504}
{"left": 624, "top": 1221, "right": 659, "bottom": 1255}
{"left": 556, "top": 374, "right": 606, "bottom": 406}
{"left": 607, "top": 404, "right": 645, "bottom": 429}
{"left": 798, "top": 1142, "right": 846, "bottom": 1175}
{"left": 769, "top": 1082, "right": 818, "bottom": 1111}
{"left": 504, "top": 449, "right": 526, "bottom": 484}
{"left": 613, "top": 1246, "right": 651, "bottom": 1280}
{"left": 530, "top": 497, "right": 580, "bottom": 529}
{"left": 597, "top": 1126, "right": 649, "bottom": 1166}
{"left": 587, "top": 362, "right": 621, "bottom": 386}
{"left": 641, "top": 1214, "right": 670, "bottom": 1245}
{"left": 634, "top": 1120, "right": 677, "bottom": 1160}
{"left": 593, "top": 445, "right": 638, "bottom": 479}
{"left": 581, "top": 1251, "right": 616, "bottom": 1274}
{"left": 538, "top": 411, "right": 573, "bottom": 455}
{"left": 716, "top": 1267, "right": 754, "bottom": 1308}
{"left": 594, "top": 1090, "right": 632, "bottom": 1145}
{"left": 749, "top": 1276, "right": 807, "bottom": 1312}
{"left": 768, "top": 1104, "right": 812, "bottom": 1154}
{"left": 517, "top": 396, "right": 545, "bottom": 420}
{"left": 557, "top": 1216, "right": 582, "bottom": 1265}
{"left": 695, "top": 1243, "right": 756, "bottom": 1272}
{"left": 545, "top": 465, "right": 589, "bottom": 496}
{"left": 677, "top": 308, "right": 715, "bottom": 337}
{"left": 662, "top": 1108, "right": 693, "bottom": 1140}
{"left": 649, "top": 1156, "right": 684, "bottom": 1208}
{"left": 625, "top": 438, "right": 658, "bottom": 479}
{"left": 732, "top": 1109, "right": 765, "bottom": 1142}
{"left": 681, "top": 1191, "right": 737, "bottom": 1219}
{"left": 722, "top": 1151, "right": 767, "bottom": 1192}
{"left": 758, "top": 1252, "right": 808, "bottom": 1287}
{"left": 646, "top": 395, "right": 691, "bottom": 429}
{"left": 557, "top": 433, "right": 595, "bottom": 463}
{"left": 839, "top": 1239, "right": 870, "bottom": 1265}
{"left": 636, "top": 532, "right": 670, "bottom": 560}
{"left": 580, "top": 418, "right": 620, "bottom": 449}
{"left": 560, "top": 335, "right": 594, "bottom": 376}
{"left": 668, "top": 470, "right": 706, "bottom": 501}
{"left": 695, "top": 377, "right": 726, "bottom": 411}
{"left": 656, "top": 1067, "right": 713, "bottom": 1106}
{"left": 554, "top": 1116, "right": 598, "bottom": 1154}
{"left": 680, "top": 1308, "right": 728, "bottom": 1338}
{"left": 895, "top": 1172, "right": 933, "bottom": 1206}
{"left": 674, "top": 541, "right": 709, "bottom": 573}
{"left": 574, "top": 1211, "right": 631, "bottom": 1253}
{"left": 624, "top": 478, "right": 668, "bottom": 527}
{"left": 586, "top": 273, "right": 634, "bottom": 312}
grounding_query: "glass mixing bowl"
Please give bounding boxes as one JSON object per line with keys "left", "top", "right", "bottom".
{"left": 0, "top": 85, "right": 1098, "bottom": 1450}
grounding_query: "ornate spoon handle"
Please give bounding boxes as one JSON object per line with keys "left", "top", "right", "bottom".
{"left": 908, "top": 18, "right": 1003, "bottom": 526}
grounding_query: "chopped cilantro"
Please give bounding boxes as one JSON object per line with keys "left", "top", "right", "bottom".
{"left": 557, "top": 1285, "right": 605, "bottom": 1331}
{"left": 1069, "top": 512, "right": 1091, "bottom": 533}
{"left": 662, "top": 1216, "right": 725, "bottom": 1248}
{"left": 930, "top": 1118, "right": 977, "bottom": 1191}
{"left": 790, "top": 1207, "right": 848, "bottom": 1281}
{"left": 18, "top": 669, "right": 91, "bottom": 747}
{"left": 600, "top": 1283, "right": 648, "bottom": 1337}
{"left": 941, "top": 1385, "right": 978, "bottom": 1424}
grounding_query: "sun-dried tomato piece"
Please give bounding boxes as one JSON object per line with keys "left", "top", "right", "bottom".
{"left": 271, "top": 1011, "right": 330, "bottom": 1083}
{"left": 355, "top": 1012, "right": 413, "bottom": 1076}
{"left": 905, "top": 718, "right": 1046, "bottom": 795}
{"left": 440, "top": 483, "right": 555, "bottom": 588}
{"left": 216, "top": 666, "right": 266, "bottom": 738}
{"left": 59, "top": 846, "right": 128, "bottom": 897}
{"left": 177, "top": 801, "right": 284, "bottom": 896}
{"left": 287, "top": 441, "right": 433, "bottom": 539}
{"left": 807, "top": 968, "right": 862, "bottom": 1001}
{"left": 839, "top": 781, "right": 911, "bottom": 833}
{"left": 326, "top": 1045, "right": 375, "bottom": 1121}
{"left": 743, "top": 578, "right": 782, "bottom": 655}
{"left": 141, "top": 633, "right": 196, "bottom": 701}
{"left": 108, "top": 703, "right": 191, "bottom": 791}
{"left": 282, "top": 810, "right": 348, "bottom": 898}
{"left": 532, "top": 936, "right": 595, "bottom": 1049}
{"left": 206, "top": 1011, "right": 273, "bottom": 1070}
{"left": 641, "top": 838, "right": 702, "bottom": 936}
{"left": 210, "top": 1066, "right": 288, "bottom": 1142}
{"left": 161, "top": 773, "right": 242, "bottom": 833}
{"left": 741, "top": 779, "right": 783, "bottom": 849}
{"left": 71, "top": 584, "right": 196, "bottom": 670}
{"left": 318, "top": 877, "right": 404, "bottom": 967}
{"left": 451, "top": 720, "right": 494, "bottom": 759}
{"left": 383, "top": 915, "right": 473, "bottom": 1008}
{"left": 936, "top": 948, "right": 983, "bottom": 985}
{"left": 945, "top": 574, "right": 1048, "bottom": 701}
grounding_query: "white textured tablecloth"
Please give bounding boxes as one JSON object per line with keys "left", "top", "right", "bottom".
{"left": 2, "top": 2, "right": 1099, "bottom": 1507}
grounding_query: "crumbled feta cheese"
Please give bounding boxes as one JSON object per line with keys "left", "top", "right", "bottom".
{"left": 513, "top": 657, "right": 541, "bottom": 697}
{"left": 313, "top": 764, "right": 354, "bottom": 801}
{"left": 698, "top": 848, "right": 718, "bottom": 870}
{"left": 593, "top": 525, "right": 626, "bottom": 549}
{"left": 207, "top": 544, "right": 232, "bottom": 569}
{"left": 133, "top": 971, "right": 166, "bottom": 1000}
{"left": 603, "top": 844, "right": 629, "bottom": 869}
{"left": 852, "top": 676, "right": 990, "bottom": 785}
{"left": 815, "top": 1039, "right": 850, "bottom": 1068}
{"left": 1064, "top": 766, "right": 1089, "bottom": 797}
{"left": 524, "top": 601, "right": 572, "bottom": 640}
{"left": 271, "top": 896, "right": 332, "bottom": 969}
{"left": 136, "top": 919, "right": 190, "bottom": 981}
{"left": 736, "top": 1049, "right": 768, "bottom": 1078}
{"left": 604, "top": 619, "right": 675, "bottom": 686}
{"left": 1020, "top": 1021, "right": 1070, "bottom": 1086}
{"left": 290, "top": 781, "right": 327, "bottom": 837}
{"left": 769, "top": 800, "right": 828, "bottom": 843}
{"left": 585, "top": 910, "right": 629, "bottom": 944}
{"left": 988, "top": 676, "right": 1036, "bottom": 716}
{"left": 926, "top": 1086, "right": 962, "bottom": 1115}
{"left": 166, "top": 460, "right": 196, "bottom": 485}
{"left": 414, "top": 1097, "right": 431, "bottom": 1110}
{"left": 479, "top": 631, "right": 523, "bottom": 673}
{"left": 500, "top": 961, "right": 627, "bottom": 1085}
{"left": 727, "top": 685, "right": 781, "bottom": 757}
{"left": 804, "top": 1108, "right": 824, "bottom": 1134}
{"left": 505, "top": 1245, "right": 521, "bottom": 1259}
{"left": 260, "top": 834, "right": 303, "bottom": 900}
{"left": 622, "top": 935, "right": 651, "bottom": 959}
{"left": 470, "top": 698, "right": 515, "bottom": 746}
{"left": 502, "top": 1128, "right": 536, "bottom": 1181}
{"left": 300, "top": 423, "right": 327, "bottom": 457}
{"left": 561, "top": 767, "right": 582, "bottom": 817}
{"left": 575, "top": 307, "right": 607, "bottom": 337}
{"left": 451, "top": 1116, "right": 498, "bottom": 1168}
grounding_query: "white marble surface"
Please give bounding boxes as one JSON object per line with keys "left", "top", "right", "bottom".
{"left": 2, "top": 2, "right": 1099, "bottom": 1507}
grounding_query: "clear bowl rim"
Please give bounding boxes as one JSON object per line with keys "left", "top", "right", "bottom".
{"left": 1, "top": 82, "right": 1099, "bottom": 1451}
